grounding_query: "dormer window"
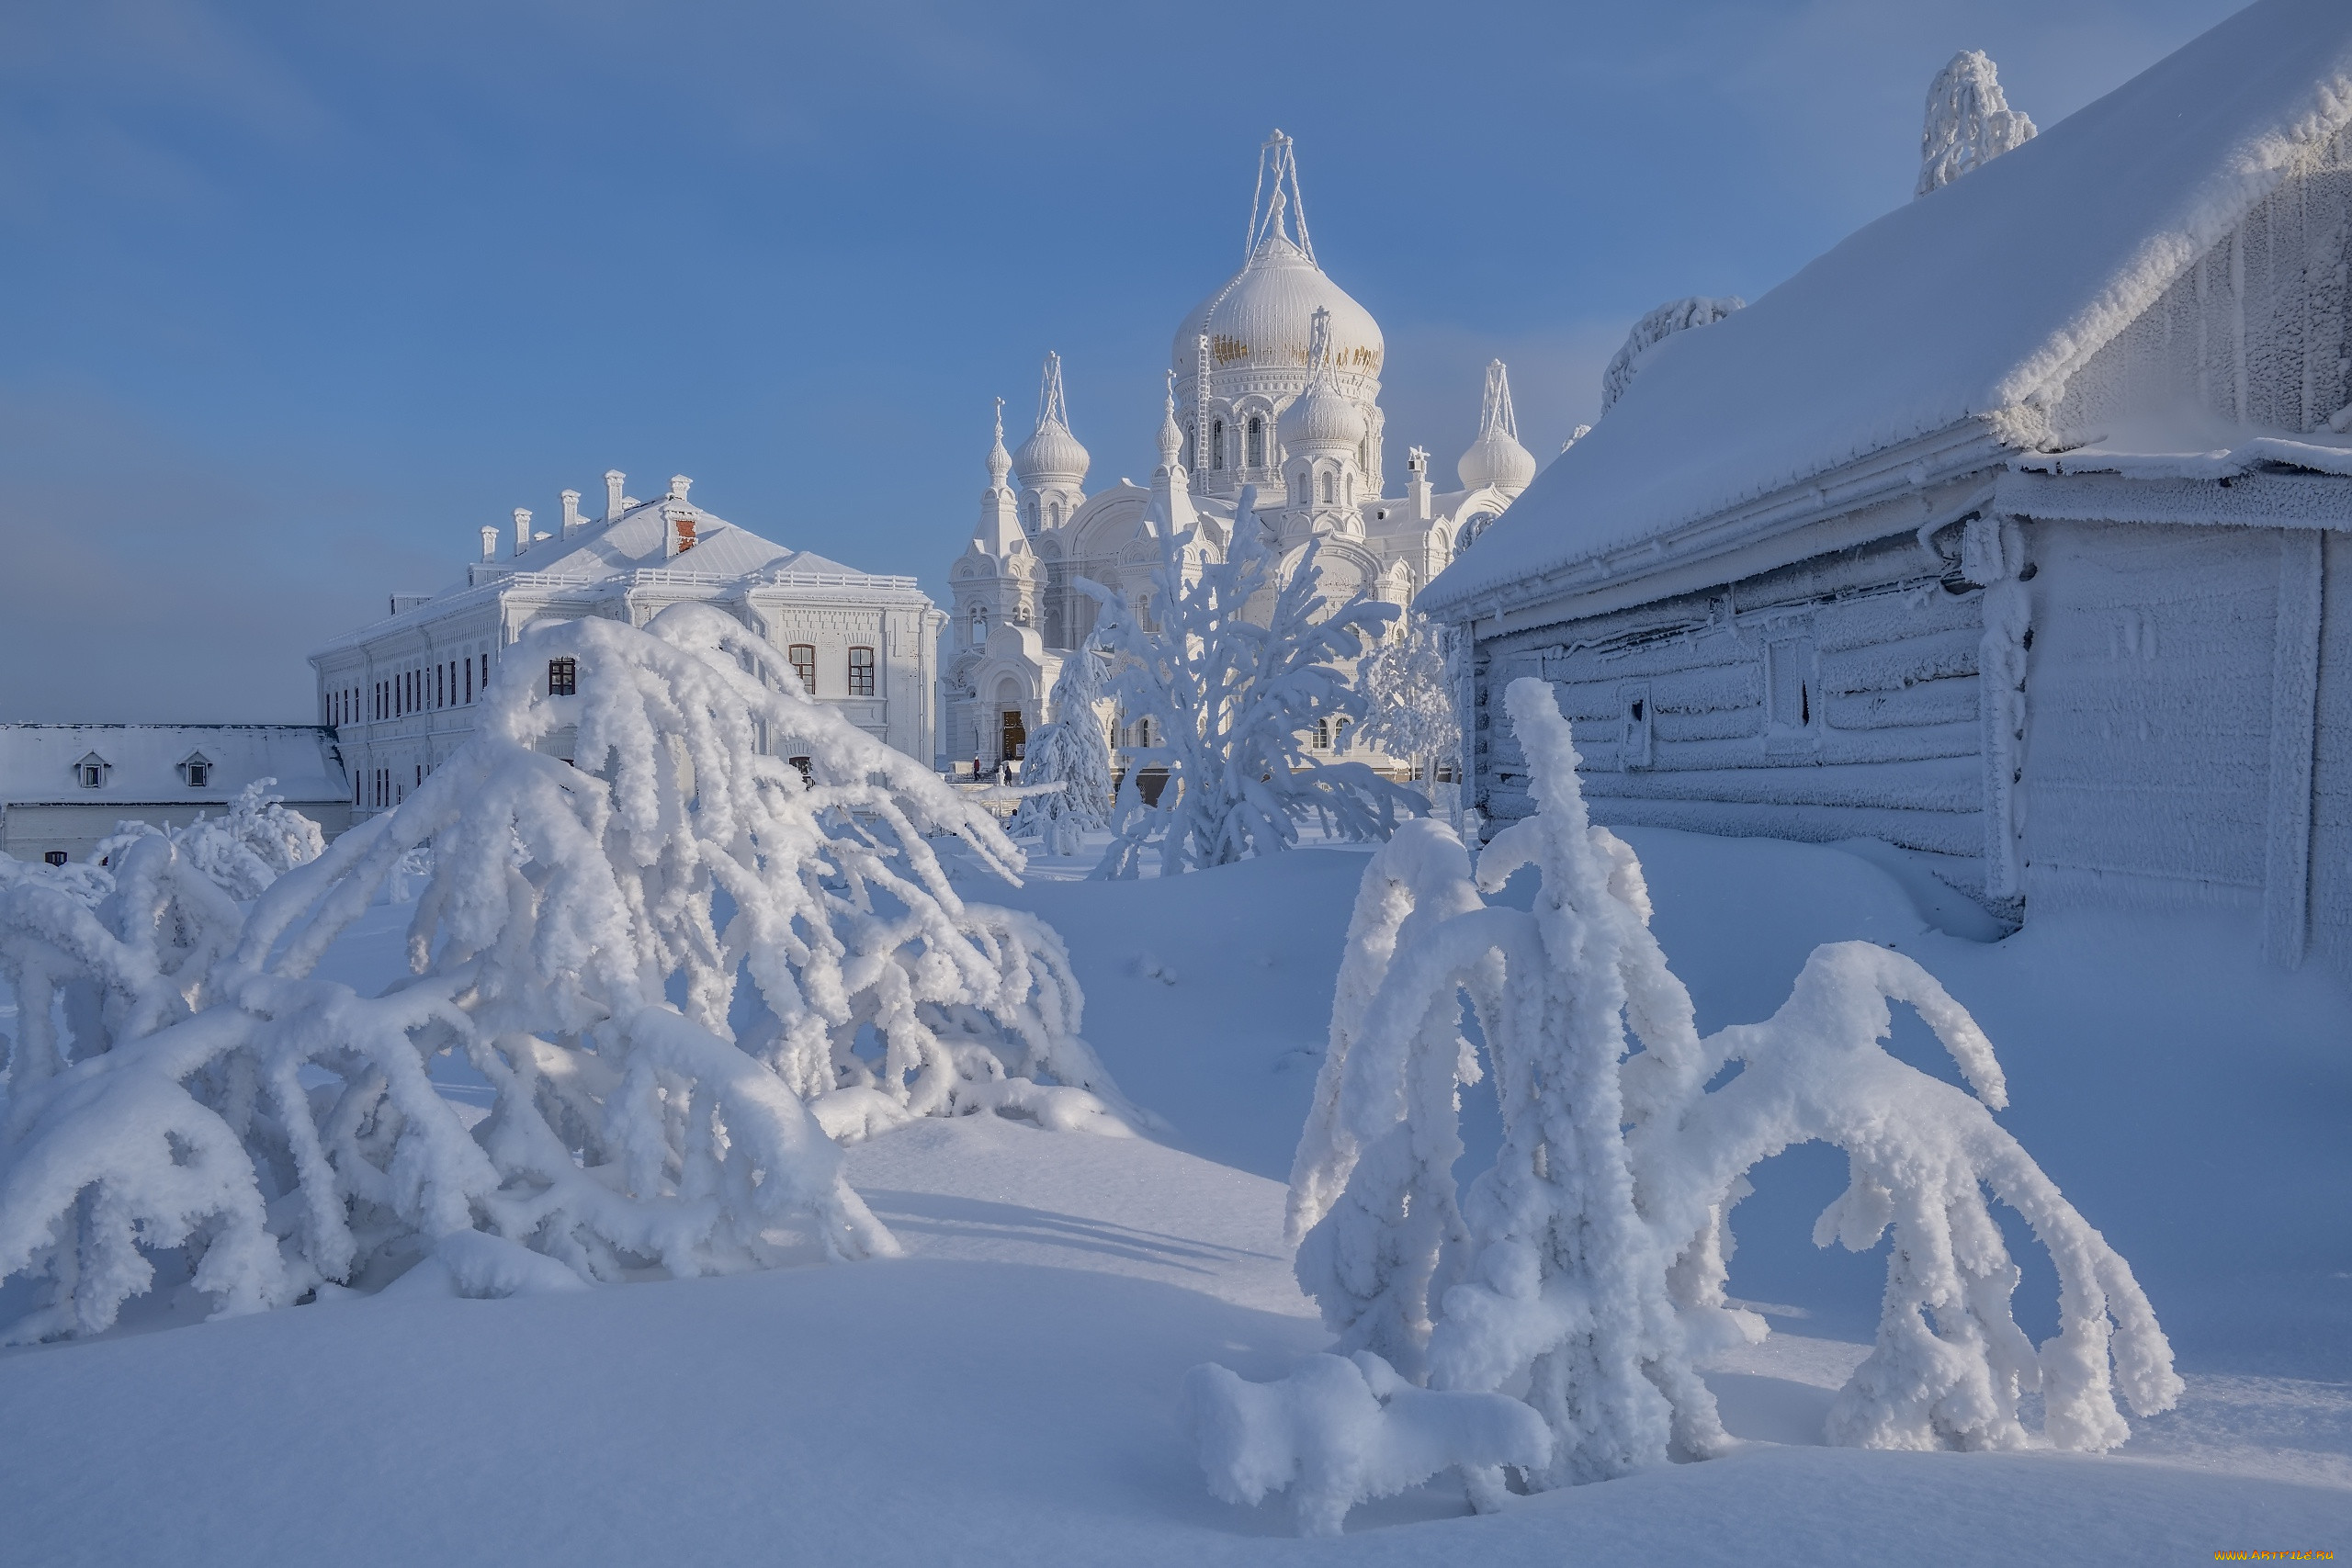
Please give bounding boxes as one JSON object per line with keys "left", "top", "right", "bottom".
{"left": 73, "top": 752, "right": 110, "bottom": 789}
{"left": 180, "top": 753, "right": 213, "bottom": 788}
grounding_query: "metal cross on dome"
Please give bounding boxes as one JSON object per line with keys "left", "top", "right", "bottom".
{"left": 1246, "top": 130, "right": 1316, "bottom": 266}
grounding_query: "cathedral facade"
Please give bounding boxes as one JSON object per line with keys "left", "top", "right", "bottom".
{"left": 939, "top": 132, "right": 1537, "bottom": 772}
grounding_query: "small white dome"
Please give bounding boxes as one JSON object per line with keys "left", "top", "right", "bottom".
{"left": 1458, "top": 424, "right": 1537, "bottom": 497}
{"left": 1157, "top": 392, "right": 1185, "bottom": 468}
{"left": 1280, "top": 378, "right": 1365, "bottom": 457}
{"left": 1013, "top": 418, "right": 1090, "bottom": 491}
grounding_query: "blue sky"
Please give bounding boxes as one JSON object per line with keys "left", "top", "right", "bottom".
{"left": 0, "top": 0, "right": 2241, "bottom": 721}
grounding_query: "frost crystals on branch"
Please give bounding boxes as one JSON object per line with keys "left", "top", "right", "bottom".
{"left": 1084, "top": 489, "right": 1419, "bottom": 878}
{"left": 1346, "top": 611, "right": 1460, "bottom": 809}
{"left": 1917, "top": 51, "right": 2037, "bottom": 197}
{"left": 1226, "top": 677, "right": 2179, "bottom": 1531}
{"left": 1008, "top": 636, "right": 1115, "bottom": 855}
{"left": 0, "top": 604, "right": 1143, "bottom": 1343}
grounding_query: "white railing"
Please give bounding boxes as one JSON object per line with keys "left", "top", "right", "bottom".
{"left": 489, "top": 567, "right": 922, "bottom": 595}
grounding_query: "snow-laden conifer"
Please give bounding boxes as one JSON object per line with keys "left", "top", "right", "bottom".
{"left": 0, "top": 604, "right": 1139, "bottom": 1341}
{"left": 1272, "top": 677, "right": 2178, "bottom": 1517}
{"left": 1084, "top": 504, "right": 1418, "bottom": 878}
{"left": 1009, "top": 637, "right": 1114, "bottom": 855}
{"left": 1917, "top": 50, "right": 2036, "bottom": 197}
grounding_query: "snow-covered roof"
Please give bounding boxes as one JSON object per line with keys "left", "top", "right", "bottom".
{"left": 508, "top": 497, "right": 798, "bottom": 581}
{"left": 0, "top": 725, "right": 346, "bottom": 807}
{"left": 1422, "top": 0, "right": 2352, "bottom": 621}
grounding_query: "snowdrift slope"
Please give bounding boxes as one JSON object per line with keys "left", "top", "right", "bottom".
{"left": 1, "top": 831, "right": 2346, "bottom": 1562}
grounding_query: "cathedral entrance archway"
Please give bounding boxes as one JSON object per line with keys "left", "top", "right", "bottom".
{"left": 1000, "top": 707, "right": 1027, "bottom": 761}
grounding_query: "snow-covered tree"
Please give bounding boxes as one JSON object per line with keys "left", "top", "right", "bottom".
{"left": 1346, "top": 612, "right": 1459, "bottom": 802}
{"left": 1917, "top": 50, "right": 2036, "bottom": 197}
{"left": 99, "top": 779, "right": 327, "bottom": 901}
{"left": 1009, "top": 637, "right": 1114, "bottom": 855}
{"left": 0, "top": 604, "right": 1141, "bottom": 1343}
{"left": 1084, "top": 506, "right": 1419, "bottom": 879}
{"left": 1600, "top": 296, "right": 1744, "bottom": 412}
{"left": 1257, "top": 677, "right": 2180, "bottom": 1524}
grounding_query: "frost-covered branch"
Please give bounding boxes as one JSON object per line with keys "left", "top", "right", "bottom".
{"left": 1244, "top": 676, "right": 2180, "bottom": 1529}
{"left": 0, "top": 605, "right": 1145, "bottom": 1342}
{"left": 1345, "top": 612, "right": 1459, "bottom": 800}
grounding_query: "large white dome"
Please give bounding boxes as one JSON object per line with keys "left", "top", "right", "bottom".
{"left": 1173, "top": 235, "right": 1384, "bottom": 381}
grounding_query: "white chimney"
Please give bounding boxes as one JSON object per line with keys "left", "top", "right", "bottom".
{"left": 560, "top": 489, "right": 582, "bottom": 535}
{"left": 480, "top": 525, "right": 499, "bottom": 562}
{"left": 514, "top": 508, "right": 532, "bottom": 555}
{"left": 605, "top": 470, "right": 626, "bottom": 521}
{"left": 670, "top": 474, "right": 693, "bottom": 502}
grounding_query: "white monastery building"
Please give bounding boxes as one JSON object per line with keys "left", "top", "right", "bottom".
{"left": 0, "top": 724, "right": 349, "bottom": 864}
{"left": 315, "top": 470, "right": 941, "bottom": 816}
{"left": 1421, "top": 0, "right": 2352, "bottom": 978}
{"left": 942, "top": 132, "right": 1537, "bottom": 771}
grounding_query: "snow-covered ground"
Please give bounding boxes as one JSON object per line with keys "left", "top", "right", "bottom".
{"left": 1, "top": 828, "right": 2346, "bottom": 1563}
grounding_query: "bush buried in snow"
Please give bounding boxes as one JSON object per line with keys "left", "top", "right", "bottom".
{"left": 1193, "top": 677, "right": 2180, "bottom": 1532}
{"left": 0, "top": 604, "right": 1140, "bottom": 1342}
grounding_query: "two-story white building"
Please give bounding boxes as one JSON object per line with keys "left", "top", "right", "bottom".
{"left": 312, "top": 469, "right": 942, "bottom": 816}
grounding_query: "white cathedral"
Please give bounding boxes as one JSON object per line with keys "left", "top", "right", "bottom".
{"left": 939, "top": 132, "right": 1539, "bottom": 773}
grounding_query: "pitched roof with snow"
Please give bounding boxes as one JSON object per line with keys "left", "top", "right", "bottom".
{"left": 0, "top": 725, "right": 346, "bottom": 807}
{"left": 510, "top": 498, "right": 807, "bottom": 581}
{"left": 1422, "top": 0, "right": 2352, "bottom": 620}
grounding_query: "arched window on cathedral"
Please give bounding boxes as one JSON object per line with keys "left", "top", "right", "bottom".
{"left": 970, "top": 605, "right": 988, "bottom": 642}
{"left": 1345, "top": 473, "right": 1354, "bottom": 505}
{"left": 1211, "top": 419, "right": 1225, "bottom": 470}
{"left": 1247, "top": 416, "right": 1264, "bottom": 468}
{"left": 1321, "top": 471, "right": 1336, "bottom": 504}
{"left": 1023, "top": 498, "right": 1038, "bottom": 529}
{"left": 1049, "top": 501, "right": 1062, "bottom": 527}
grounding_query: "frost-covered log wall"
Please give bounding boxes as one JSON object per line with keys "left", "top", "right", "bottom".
{"left": 1472, "top": 530, "right": 1996, "bottom": 895}
{"left": 2052, "top": 126, "right": 2352, "bottom": 441}
{"left": 2316, "top": 531, "right": 2352, "bottom": 979}
{"left": 2019, "top": 521, "right": 2283, "bottom": 907}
